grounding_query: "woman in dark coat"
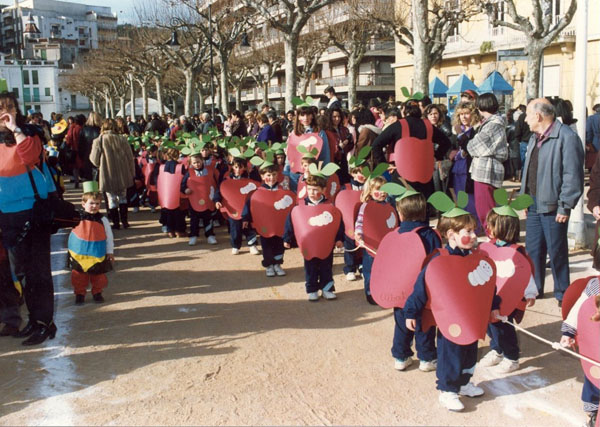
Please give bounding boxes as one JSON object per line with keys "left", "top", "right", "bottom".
{"left": 78, "top": 112, "right": 102, "bottom": 181}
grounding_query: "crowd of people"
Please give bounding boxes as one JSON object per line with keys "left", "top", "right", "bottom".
{"left": 0, "top": 84, "right": 599, "bottom": 422}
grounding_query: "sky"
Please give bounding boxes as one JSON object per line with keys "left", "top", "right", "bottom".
{"left": 69, "top": 0, "right": 138, "bottom": 23}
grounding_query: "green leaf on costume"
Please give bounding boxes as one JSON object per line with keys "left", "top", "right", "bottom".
{"left": 401, "top": 87, "right": 410, "bottom": 98}
{"left": 358, "top": 146, "right": 372, "bottom": 160}
{"left": 510, "top": 194, "right": 534, "bottom": 211}
{"left": 250, "top": 156, "right": 264, "bottom": 166}
{"left": 493, "top": 188, "right": 509, "bottom": 206}
{"left": 380, "top": 182, "right": 406, "bottom": 196}
{"left": 412, "top": 92, "right": 425, "bottom": 101}
{"left": 321, "top": 163, "right": 340, "bottom": 176}
{"left": 428, "top": 192, "right": 455, "bottom": 213}
{"left": 457, "top": 191, "right": 469, "bottom": 209}
{"left": 371, "top": 162, "right": 389, "bottom": 178}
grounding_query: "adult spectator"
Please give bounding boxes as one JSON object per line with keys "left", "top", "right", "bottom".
{"left": 324, "top": 86, "right": 342, "bottom": 110}
{"left": 256, "top": 113, "right": 276, "bottom": 143}
{"left": 418, "top": 96, "right": 432, "bottom": 116}
{"left": 586, "top": 103, "right": 600, "bottom": 170}
{"left": 466, "top": 93, "right": 508, "bottom": 232}
{"left": 145, "top": 112, "right": 169, "bottom": 135}
{"left": 382, "top": 108, "right": 400, "bottom": 129}
{"left": 230, "top": 110, "right": 248, "bottom": 137}
{"left": 267, "top": 111, "right": 283, "bottom": 142}
{"left": 587, "top": 153, "right": 600, "bottom": 269}
{"left": 90, "top": 118, "right": 135, "bottom": 230}
{"left": 246, "top": 111, "right": 259, "bottom": 137}
{"left": 424, "top": 104, "right": 453, "bottom": 193}
{"left": 197, "top": 112, "right": 214, "bottom": 135}
{"left": 284, "top": 110, "right": 295, "bottom": 137}
{"left": 329, "top": 107, "right": 353, "bottom": 184}
{"left": 260, "top": 104, "right": 270, "bottom": 115}
{"left": 424, "top": 104, "right": 452, "bottom": 138}
{"left": 371, "top": 101, "right": 451, "bottom": 199}
{"left": 0, "top": 91, "right": 56, "bottom": 345}
{"left": 79, "top": 112, "right": 102, "bottom": 181}
{"left": 115, "top": 116, "right": 129, "bottom": 135}
{"left": 521, "top": 98, "right": 584, "bottom": 304}
{"left": 352, "top": 106, "right": 381, "bottom": 161}
{"left": 461, "top": 90, "right": 478, "bottom": 103}
{"left": 65, "top": 114, "right": 85, "bottom": 188}
{"left": 127, "top": 116, "right": 141, "bottom": 135}
{"left": 514, "top": 102, "right": 533, "bottom": 177}
{"left": 30, "top": 112, "right": 51, "bottom": 143}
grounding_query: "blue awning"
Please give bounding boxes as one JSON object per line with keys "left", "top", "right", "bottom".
{"left": 429, "top": 77, "right": 448, "bottom": 97}
{"left": 446, "top": 74, "right": 479, "bottom": 95}
{"left": 478, "top": 71, "right": 514, "bottom": 95}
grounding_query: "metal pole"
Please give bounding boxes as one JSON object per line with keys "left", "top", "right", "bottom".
{"left": 208, "top": 3, "right": 215, "bottom": 119}
{"left": 568, "top": 0, "right": 588, "bottom": 249}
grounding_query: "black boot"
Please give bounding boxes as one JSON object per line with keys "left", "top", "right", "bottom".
{"left": 13, "top": 320, "right": 36, "bottom": 338}
{"left": 119, "top": 204, "right": 130, "bottom": 229}
{"left": 109, "top": 208, "right": 120, "bottom": 230}
{"left": 21, "top": 321, "right": 57, "bottom": 346}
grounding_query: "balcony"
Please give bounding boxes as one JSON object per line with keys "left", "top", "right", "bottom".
{"left": 318, "top": 73, "right": 395, "bottom": 88}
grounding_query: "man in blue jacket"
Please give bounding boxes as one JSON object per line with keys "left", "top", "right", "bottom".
{"left": 586, "top": 104, "right": 600, "bottom": 152}
{"left": 521, "top": 98, "right": 584, "bottom": 305}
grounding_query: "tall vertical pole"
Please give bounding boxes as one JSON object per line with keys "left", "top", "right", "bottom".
{"left": 568, "top": 0, "right": 588, "bottom": 249}
{"left": 208, "top": 3, "right": 215, "bottom": 118}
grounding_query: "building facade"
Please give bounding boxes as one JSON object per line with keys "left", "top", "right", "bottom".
{"left": 393, "top": 0, "right": 600, "bottom": 111}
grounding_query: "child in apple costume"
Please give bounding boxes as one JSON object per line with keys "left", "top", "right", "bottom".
{"left": 478, "top": 189, "right": 538, "bottom": 373}
{"left": 404, "top": 191, "right": 500, "bottom": 412}
{"left": 560, "top": 280, "right": 600, "bottom": 427}
{"left": 283, "top": 164, "right": 344, "bottom": 301}
{"left": 371, "top": 182, "right": 442, "bottom": 373}
{"left": 242, "top": 152, "right": 295, "bottom": 278}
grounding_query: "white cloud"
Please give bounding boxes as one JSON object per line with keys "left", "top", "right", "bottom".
{"left": 495, "top": 259, "right": 515, "bottom": 279}
{"left": 386, "top": 212, "right": 397, "bottom": 229}
{"left": 308, "top": 211, "right": 334, "bottom": 227}
{"left": 468, "top": 261, "right": 494, "bottom": 286}
{"left": 329, "top": 181, "right": 337, "bottom": 196}
{"left": 240, "top": 182, "right": 257, "bottom": 195}
{"left": 299, "top": 136, "right": 318, "bottom": 147}
{"left": 274, "top": 195, "right": 294, "bottom": 210}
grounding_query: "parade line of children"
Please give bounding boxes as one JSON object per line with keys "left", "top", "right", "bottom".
{"left": 69, "top": 102, "right": 598, "bottom": 421}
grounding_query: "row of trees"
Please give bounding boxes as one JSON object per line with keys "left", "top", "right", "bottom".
{"left": 65, "top": 0, "right": 577, "bottom": 118}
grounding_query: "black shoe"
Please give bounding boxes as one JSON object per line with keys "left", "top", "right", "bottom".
{"left": 557, "top": 299, "right": 562, "bottom": 308}
{"left": 109, "top": 208, "right": 120, "bottom": 230}
{"left": 13, "top": 321, "right": 35, "bottom": 338}
{"left": 75, "top": 294, "right": 85, "bottom": 305}
{"left": 22, "top": 322, "right": 57, "bottom": 346}
{"left": 0, "top": 324, "right": 20, "bottom": 337}
{"left": 366, "top": 294, "right": 377, "bottom": 305}
{"left": 93, "top": 293, "right": 105, "bottom": 303}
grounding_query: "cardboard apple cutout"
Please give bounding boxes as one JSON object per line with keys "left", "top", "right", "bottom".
{"left": 392, "top": 119, "right": 434, "bottom": 184}
{"left": 186, "top": 173, "right": 216, "bottom": 212}
{"left": 250, "top": 188, "right": 296, "bottom": 237}
{"left": 361, "top": 202, "right": 398, "bottom": 256}
{"left": 335, "top": 188, "right": 361, "bottom": 238}
{"left": 425, "top": 249, "right": 496, "bottom": 345}
{"left": 157, "top": 163, "right": 184, "bottom": 209}
{"left": 576, "top": 296, "right": 600, "bottom": 388}
{"left": 220, "top": 178, "right": 260, "bottom": 220}
{"left": 291, "top": 204, "right": 342, "bottom": 260}
{"left": 287, "top": 133, "right": 323, "bottom": 174}
{"left": 563, "top": 276, "right": 598, "bottom": 320}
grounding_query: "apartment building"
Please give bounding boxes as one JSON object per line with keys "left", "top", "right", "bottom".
{"left": 393, "top": 0, "right": 600, "bottom": 110}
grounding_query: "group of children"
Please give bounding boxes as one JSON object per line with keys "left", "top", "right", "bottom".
{"left": 63, "top": 125, "right": 598, "bottom": 422}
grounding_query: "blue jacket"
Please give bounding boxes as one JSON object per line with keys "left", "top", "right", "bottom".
{"left": 404, "top": 244, "right": 501, "bottom": 320}
{"left": 520, "top": 120, "right": 584, "bottom": 215}
{"left": 587, "top": 112, "right": 600, "bottom": 152}
{"left": 397, "top": 220, "right": 441, "bottom": 255}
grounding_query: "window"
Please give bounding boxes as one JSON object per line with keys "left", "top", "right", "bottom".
{"left": 490, "top": 1, "right": 505, "bottom": 36}
{"left": 32, "top": 70, "right": 38, "bottom": 85}
{"left": 22, "top": 70, "right": 29, "bottom": 85}
{"left": 12, "top": 88, "right": 19, "bottom": 98}
{"left": 23, "top": 88, "right": 31, "bottom": 102}
{"left": 33, "top": 88, "right": 40, "bottom": 102}
{"left": 551, "top": 0, "right": 561, "bottom": 23}
{"left": 44, "top": 87, "right": 50, "bottom": 96}
{"left": 40, "top": 49, "right": 47, "bottom": 60}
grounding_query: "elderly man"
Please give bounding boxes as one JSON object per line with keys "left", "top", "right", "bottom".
{"left": 197, "top": 112, "right": 214, "bottom": 135}
{"left": 521, "top": 98, "right": 584, "bottom": 305}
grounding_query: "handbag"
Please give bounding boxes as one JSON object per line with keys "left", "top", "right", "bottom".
{"left": 26, "top": 164, "right": 80, "bottom": 234}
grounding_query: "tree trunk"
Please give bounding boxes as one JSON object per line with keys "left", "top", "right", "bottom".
{"left": 172, "top": 97, "right": 177, "bottom": 116}
{"left": 300, "top": 77, "right": 309, "bottom": 99}
{"left": 109, "top": 96, "right": 115, "bottom": 118}
{"left": 263, "top": 81, "right": 269, "bottom": 105}
{"left": 129, "top": 77, "right": 136, "bottom": 119}
{"left": 347, "top": 54, "right": 359, "bottom": 108}
{"left": 412, "top": 0, "right": 431, "bottom": 95}
{"left": 183, "top": 68, "right": 194, "bottom": 117}
{"left": 119, "top": 96, "right": 125, "bottom": 117}
{"left": 235, "top": 86, "right": 242, "bottom": 111}
{"left": 219, "top": 53, "right": 230, "bottom": 115}
{"left": 104, "top": 92, "right": 110, "bottom": 118}
{"left": 198, "top": 89, "right": 205, "bottom": 113}
{"left": 526, "top": 43, "right": 544, "bottom": 100}
{"left": 141, "top": 82, "right": 148, "bottom": 118}
{"left": 284, "top": 35, "right": 299, "bottom": 111}
{"left": 155, "top": 76, "right": 164, "bottom": 116}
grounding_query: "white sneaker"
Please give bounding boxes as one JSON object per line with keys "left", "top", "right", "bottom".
{"left": 439, "top": 391, "right": 464, "bottom": 412}
{"left": 394, "top": 357, "right": 413, "bottom": 371}
{"left": 207, "top": 236, "right": 217, "bottom": 245}
{"left": 308, "top": 292, "right": 319, "bottom": 301}
{"left": 479, "top": 350, "right": 503, "bottom": 367}
{"left": 161, "top": 225, "right": 168, "bottom": 234}
{"left": 346, "top": 272, "right": 357, "bottom": 281}
{"left": 249, "top": 245, "right": 260, "bottom": 255}
{"left": 188, "top": 236, "right": 198, "bottom": 246}
{"left": 322, "top": 290, "right": 337, "bottom": 300}
{"left": 496, "top": 358, "right": 519, "bottom": 374}
{"left": 419, "top": 359, "right": 437, "bottom": 372}
{"left": 231, "top": 248, "right": 240, "bottom": 255}
{"left": 273, "top": 264, "right": 286, "bottom": 276}
{"left": 459, "top": 382, "right": 484, "bottom": 397}
{"left": 266, "top": 265, "right": 276, "bottom": 277}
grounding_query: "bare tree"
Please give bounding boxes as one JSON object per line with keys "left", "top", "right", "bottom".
{"left": 246, "top": 33, "right": 285, "bottom": 106}
{"left": 369, "top": 0, "right": 476, "bottom": 95}
{"left": 228, "top": 55, "right": 251, "bottom": 111}
{"left": 242, "top": 0, "right": 341, "bottom": 111}
{"left": 478, "top": 0, "right": 577, "bottom": 99}
{"left": 297, "top": 32, "right": 328, "bottom": 99}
